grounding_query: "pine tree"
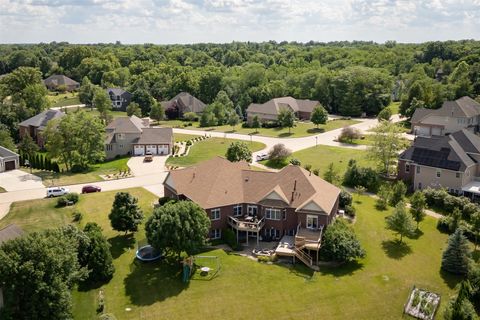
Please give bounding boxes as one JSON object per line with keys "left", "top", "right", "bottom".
{"left": 385, "top": 201, "right": 415, "bottom": 243}
{"left": 441, "top": 228, "right": 471, "bottom": 275}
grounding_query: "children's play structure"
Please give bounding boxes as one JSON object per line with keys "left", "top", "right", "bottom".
{"left": 182, "top": 255, "right": 220, "bottom": 282}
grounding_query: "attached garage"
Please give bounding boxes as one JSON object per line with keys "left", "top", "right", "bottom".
{"left": 133, "top": 128, "right": 173, "bottom": 157}
{"left": 414, "top": 126, "right": 430, "bottom": 136}
{"left": 158, "top": 144, "right": 169, "bottom": 155}
{"left": 146, "top": 145, "right": 158, "bottom": 155}
{"left": 4, "top": 161, "right": 16, "bottom": 171}
{"left": 134, "top": 145, "right": 145, "bottom": 156}
{"left": 431, "top": 127, "right": 442, "bottom": 136}
{"left": 0, "top": 146, "right": 19, "bottom": 173}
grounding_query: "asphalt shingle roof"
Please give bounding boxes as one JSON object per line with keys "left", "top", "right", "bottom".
{"left": 133, "top": 128, "right": 173, "bottom": 145}
{"left": 0, "top": 146, "right": 18, "bottom": 158}
{"left": 161, "top": 92, "right": 206, "bottom": 113}
{"left": 411, "top": 96, "right": 480, "bottom": 123}
{"left": 0, "top": 224, "right": 24, "bottom": 245}
{"left": 246, "top": 97, "right": 320, "bottom": 116}
{"left": 18, "top": 109, "right": 65, "bottom": 129}
{"left": 43, "top": 74, "right": 79, "bottom": 87}
{"left": 106, "top": 116, "right": 148, "bottom": 133}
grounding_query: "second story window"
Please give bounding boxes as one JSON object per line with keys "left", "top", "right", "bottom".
{"left": 117, "top": 133, "right": 125, "bottom": 140}
{"left": 211, "top": 208, "right": 220, "bottom": 221}
{"left": 233, "top": 205, "right": 242, "bottom": 217}
{"left": 265, "top": 208, "right": 281, "bottom": 220}
{"left": 436, "top": 169, "right": 441, "bottom": 178}
{"left": 405, "top": 163, "right": 410, "bottom": 173}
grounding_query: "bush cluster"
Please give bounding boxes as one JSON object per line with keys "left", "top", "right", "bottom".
{"left": 343, "top": 160, "right": 380, "bottom": 192}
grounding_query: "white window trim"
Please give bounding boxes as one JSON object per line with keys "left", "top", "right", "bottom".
{"left": 211, "top": 208, "right": 221, "bottom": 221}
{"left": 211, "top": 229, "right": 221, "bottom": 240}
{"left": 265, "top": 208, "right": 281, "bottom": 221}
{"left": 306, "top": 215, "right": 319, "bottom": 230}
{"left": 247, "top": 205, "right": 257, "bottom": 216}
{"left": 233, "top": 205, "right": 242, "bottom": 217}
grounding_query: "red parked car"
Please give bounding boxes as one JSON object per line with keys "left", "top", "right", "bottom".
{"left": 81, "top": 185, "right": 101, "bottom": 194}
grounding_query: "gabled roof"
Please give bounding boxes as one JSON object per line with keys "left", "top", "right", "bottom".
{"left": 0, "top": 224, "right": 24, "bottom": 245}
{"left": 411, "top": 96, "right": 480, "bottom": 123}
{"left": 161, "top": 92, "right": 206, "bottom": 113}
{"left": 246, "top": 97, "right": 320, "bottom": 116}
{"left": 165, "top": 157, "right": 340, "bottom": 214}
{"left": 133, "top": 127, "right": 173, "bottom": 145}
{"left": 18, "top": 109, "right": 65, "bottom": 129}
{"left": 43, "top": 74, "right": 79, "bottom": 87}
{"left": 107, "top": 88, "right": 130, "bottom": 96}
{"left": 399, "top": 129, "right": 480, "bottom": 171}
{"left": 106, "top": 116, "right": 148, "bottom": 133}
{"left": 0, "top": 146, "right": 18, "bottom": 158}
{"left": 259, "top": 185, "right": 290, "bottom": 204}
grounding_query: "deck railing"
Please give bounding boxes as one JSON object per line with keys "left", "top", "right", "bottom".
{"left": 227, "top": 216, "right": 265, "bottom": 231}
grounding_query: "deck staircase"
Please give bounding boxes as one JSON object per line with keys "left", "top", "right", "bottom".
{"left": 294, "top": 238, "right": 319, "bottom": 271}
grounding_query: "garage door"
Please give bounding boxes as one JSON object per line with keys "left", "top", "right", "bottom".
{"left": 414, "top": 126, "right": 430, "bottom": 136}
{"left": 158, "top": 145, "right": 169, "bottom": 155}
{"left": 146, "top": 145, "right": 158, "bottom": 155}
{"left": 431, "top": 127, "right": 442, "bottom": 136}
{"left": 134, "top": 145, "right": 145, "bottom": 156}
{"left": 5, "top": 160, "right": 16, "bottom": 171}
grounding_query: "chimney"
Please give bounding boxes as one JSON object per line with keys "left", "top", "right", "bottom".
{"left": 293, "top": 180, "right": 297, "bottom": 191}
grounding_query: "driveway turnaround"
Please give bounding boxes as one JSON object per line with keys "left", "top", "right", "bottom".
{"left": 0, "top": 170, "right": 44, "bottom": 191}
{"left": 127, "top": 155, "right": 169, "bottom": 176}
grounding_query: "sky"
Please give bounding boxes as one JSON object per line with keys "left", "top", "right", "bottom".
{"left": 0, "top": 0, "right": 480, "bottom": 44}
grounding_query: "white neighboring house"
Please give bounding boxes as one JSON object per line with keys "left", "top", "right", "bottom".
{"left": 0, "top": 146, "right": 19, "bottom": 172}
{"left": 411, "top": 96, "right": 480, "bottom": 136}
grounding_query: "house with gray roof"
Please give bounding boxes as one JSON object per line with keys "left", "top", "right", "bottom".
{"left": 18, "top": 109, "right": 65, "bottom": 147}
{"left": 398, "top": 129, "right": 480, "bottom": 199}
{"left": 105, "top": 116, "right": 173, "bottom": 159}
{"left": 43, "top": 74, "right": 79, "bottom": 91}
{"left": 0, "top": 146, "right": 19, "bottom": 172}
{"left": 246, "top": 97, "right": 321, "bottom": 123}
{"left": 411, "top": 96, "right": 480, "bottom": 136}
{"left": 161, "top": 92, "right": 206, "bottom": 119}
{"left": 107, "top": 88, "right": 131, "bottom": 111}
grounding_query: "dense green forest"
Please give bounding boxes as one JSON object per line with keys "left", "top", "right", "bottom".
{"left": 1, "top": 40, "right": 480, "bottom": 139}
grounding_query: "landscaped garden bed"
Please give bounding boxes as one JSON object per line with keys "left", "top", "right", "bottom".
{"left": 404, "top": 287, "right": 440, "bottom": 320}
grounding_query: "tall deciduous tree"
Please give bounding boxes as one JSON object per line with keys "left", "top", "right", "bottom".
{"left": 93, "top": 88, "right": 112, "bottom": 124}
{"left": 17, "top": 132, "right": 38, "bottom": 171}
{"left": 227, "top": 110, "right": 241, "bottom": 131}
{"left": 225, "top": 141, "right": 252, "bottom": 163}
{"left": 410, "top": 191, "right": 427, "bottom": 229}
{"left": 310, "top": 105, "right": 328, "bottom": 128}
{"left": 251, "top": 115, "right": 261, "bottom": 133}
{"left": 369, "top": 121, "right": 406, "bottom": 175}
{"left": 145, "top": 201, "right": 211, "bottom": 257}
{"left": 0, "top": 125, "right": 16, "bottom": 151}
{"left": 126, "top": 102, "right": 141, "bottom": 117}
{"left": 149, "top": 101, "right": 165, "bottom": 122}
{"left": 78, "top": 76, "right": 97, "bottom": 107}
{"left": 109, "top": 192, "right": 144, "bottom": 234}
{"left": 385, "top": 201, "right": 415, "bottom": 243}
{"left": 277, "top": 108, "right": 296, "bottom": 134}
{"left": 441, "top": 228, "right": 471, "bottom": 275}
{"left": 389, "top": 181, "right": 407, "bottom": 206}
{"left": 268, "top": 143, "right": 292, "bottom": 164}
{"left": 323, "top": 162, "right": 340, "bottom": 185}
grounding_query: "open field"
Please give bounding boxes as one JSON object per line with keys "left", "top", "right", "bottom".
{"left": 158, "top": 119, "right": 360, "bottom": 138}
{"left": 166, "top": 138, "right": 266, "bottom": 167}
{"left": 26, "top": 156, "right": 130, "bottom": 186}
{"left": 2, "top": 192, "right": 462, "bottom": 319}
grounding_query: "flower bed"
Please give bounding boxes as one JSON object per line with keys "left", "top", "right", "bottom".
{"left": 404, "top": 287, "right": 440, "bottom": 320}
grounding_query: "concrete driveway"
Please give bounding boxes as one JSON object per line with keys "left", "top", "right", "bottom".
{"left": 0, "top": 170, "right": 44, "bottom": 191}
{"left": 127, "top": 155, "right": 169, "bottom": 176}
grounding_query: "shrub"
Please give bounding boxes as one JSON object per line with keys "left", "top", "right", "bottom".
{"left": 339, "top": 190, "right": 353, "bottom": 208}
{"left": 186, "top": 140, "right": 192, "bottom": 146}
{"left": 268, "top": 144, "right": 292, "bottom": 164}
{"left": 223, "top": 229, "right": 240, "bottom": 251}
{"left": 72, "top": 210, "right": 83, "bottom": 222}
{"left": 312, "top": 168, "right": 320, "bottom": 176}
{"left": 377, "top": 107, "right": 392, "bottom": 121}
{"left": 71, "top": 164, "right": 86, "bottom": 173}
{"left": 289, "top": 158, "right": 301, "bottom": 166}
{"left": 65, "top": 192, "right": 79, "bottom": 204}
{"left": 343, "top": 160, "right": 380, "bottom": 192}
{"left": 338, "top": 126, "right": 361, "bottom": 143}
{"left": 158, "top": 196, "right": 175, "bottom": 206}
{"left": 183, "top": 112, "right": 198, "bottom": 122}
{"left": 304, "top": 164, "right": 312, "bottom": 172}
{"left": 345, "top": 205, "right": 356, "bottom": 217}
{"left": 57, "top": 196, "right": 68, "bottom": 207}
{"left": 320, "top": 219, "right": 365, "bottom": 262}
{"left": 389, "top": 181, "right": 407, "bottom": 206}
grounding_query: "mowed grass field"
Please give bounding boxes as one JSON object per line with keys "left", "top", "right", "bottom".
{"left": 166, "top": 138, "right": 266, "bottom": 167}
{"left": 158, "top": 119, "right": 360, "bottom": 138}
{"left": 1, "top": 192, "right": 461, "bottom": 319}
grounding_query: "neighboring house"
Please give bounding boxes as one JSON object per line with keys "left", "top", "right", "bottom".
{"left": 18, "top": 109, "right": 65, "bottom": 147}
{"left": 106, "top": 88, "right": 131, "bottom": 111}
{"left": 43, "top": 74, "right": 80, "bottom": 91}
{"left": 411, "top": 96, "right": 480, "bottom": 136}
{"left": 398, "top": 129, "right": 480, "bottom": 199}
{"left": 105, "top": 116, "right": 173, "bottom": 159}
{"left": 0, "top": 224, "right": 24, "bottom": 310}
{"left": 161, "top": 92, "right": 206, "bottom": 118}
{"left": 246, "top": 97, "right": 321, "bottom": 123}
{"left": 164, "top": 156, "right": 340, "bottom": 267}
{"left": 0, "top": 146, "right": 19, "bottom": 172}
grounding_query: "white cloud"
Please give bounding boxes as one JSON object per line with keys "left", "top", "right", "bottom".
{"left": 0, "top": 0, "right": 479, "bottom": 43}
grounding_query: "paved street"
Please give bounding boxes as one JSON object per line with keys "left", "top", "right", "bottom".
{"left": 0, "top": 115, "right": 406, "bottom": 220}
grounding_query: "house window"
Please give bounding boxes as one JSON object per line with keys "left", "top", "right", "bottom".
{"left": 306, "top": 215, "right": 319, "bottom": 230}
{"left": 418, "top": 182, "right": 422, "bottom": 189}
{"left": 456, "top": 172, "right": 460, "bottom": 178}
{"left": 416, "top": 166, "right": 421, "bottom": 174}
{"left": 405, "top": 163, "right": 410, "bottom": 173}
{"left": 210, "top": 229, "right": 221, "bottom": 240}
{"left": 211, "top": 208, "right": 220, "bottom": 221}
{"left": 116, "top": 101, "right": 121, "bottom": 106}
{"left": 436, "top": 169, "right": 441, "bottom": 178}
{"left": 247, "top": 205, "right": 257, "bottom": 216}
{"left": 282, "top": 209, "right": 286, "bottom": 220}
{"left": 106, "top": 144, "right": 112, "bottom": 151}
{"left": 233, "top": 205, "right": 242, "bottom": 217}
{"left": 265, "top": 228, "right": 280, "bottom": 239}
{"left": 117, "top": 133, "right": 125, "bottom": 140}
{"left": 265, "top": 208, "right": 281, "bottom": 220}
{"left": 119, "top": 144, "right": 124, "bottom": 149}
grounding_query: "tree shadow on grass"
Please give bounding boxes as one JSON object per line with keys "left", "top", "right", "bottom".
{"left": 307, "top": 128, "right": 325, "bottom": 134}
{"left": 409, "top": 229, "right": 424, "bottom": 240}
{"left": 108, "top": 234, "right": 136, "bottom": 259}
{"left": 439, "top": 269, "right": 463, "bottom": 289}
{"left": 288, "top": 263, "right": 315, "bottom": 280}
{"left": 124, "top": 258, "right": 188, "bottom": 306}
{"left": 278, "top": 132, "right": 294, "bottom": 138}
{"left": 381, "top": 239, "right": 412, "bottom": 260}
{"left": 318, "top": 260, "right": 364, "bottom": 277}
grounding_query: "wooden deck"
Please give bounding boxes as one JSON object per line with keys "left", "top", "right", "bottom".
{"left": 227, "top": 216, "right": 265, "bottom": 232}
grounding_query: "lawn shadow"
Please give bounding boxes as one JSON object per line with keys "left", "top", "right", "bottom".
{"left": 381, "top": 239, "right": 412, "bottom": 260}
{"left": 288, "top": 263, "right": 315, "bottom": 280}
{"left": 318, "top": 260, "right": 364, "bottom": 277}
{"left": 108, "top": 234, "right": 136, "bottom": 259}
{"left": 439, "top": 269, "right": 463, "bottom": 289}
{"left": 124, "top": 258, "right": 188, "bottom": 306}
{"left": 409, "top": 229, "right": 424, "bottom": 240}
{"left": 278, "top": 132, "right": 294, "bottom": 138}
{"left": 307, "top": 128, "right": 325, "bottom": 134}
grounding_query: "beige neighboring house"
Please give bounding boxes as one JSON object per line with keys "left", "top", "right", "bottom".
{"left": 398, "top": 129, "right": 480, "bottom": 200}
{"left": 105, "top": 116, "right": 173, "bottom": 159}
{"left": 161, "top": 92, "right": 206, "bottom": 118}
{"left": 0, "top": 224, "right": 24, "bottom": 310}
{"left": 411, "top": 96, "right": 480, "bottom": 136}
{"left": 246, "top": 97, "right": 321, "bottom": 123}
{"left": 43, "top": 74, "right": 80, "bottom": 91}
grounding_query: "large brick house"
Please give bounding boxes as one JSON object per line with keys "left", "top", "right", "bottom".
{"left": 164, "top": 157, "right": 340, "bottom": 266}
{"left": 398, "top": 129, "right": 480, "bottom": 200}
{"left": 246, "top": 97, "right": 321, "bottom": 123}
{"left": 105, "top": 116, "right": 173, "bottom": 159}
{"left": 18, "top": 109, "right": 65, "bottom": 147}
{"left": 43, "top": 75, "right": 79, "bottom": 91}
{"left": 161, "top": 92, "right": 206, "bottom": 119}
{"left": 411, "top": 96, "right": 480, "bottom": 136}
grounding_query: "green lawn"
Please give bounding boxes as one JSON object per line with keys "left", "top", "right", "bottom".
{"left": 173, "top": 133, "right": 202, "bottom": 142}
{"left": 158, "top": 119, "right": 360, "bottom": 138}
{"left": 0, "top": 186, "right": 6, "bottom": 193}
{"left": 166, "top": 138, "right": 266, "bottom": 167}
{"left": 388, "top": 101, "right": 400, "bottom": 115}
{"left": 262, "top": 144, "right": 375, "bottom": 177}
{"left": 2, "top": 191, "right": 462, "bottom": 319}
{"left": 47, "top": 92, "right": 81, "bottom": 107}
{"left": 27, "top": 157, "right": 130, "bottom": 187}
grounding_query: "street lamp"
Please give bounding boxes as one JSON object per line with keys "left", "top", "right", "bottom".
{"left": 315, "top": 136, "right": 318, "bottom": 147}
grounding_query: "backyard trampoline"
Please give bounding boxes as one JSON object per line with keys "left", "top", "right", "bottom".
{"left": 135, "top": 245, "right": 163, "bottom": 262}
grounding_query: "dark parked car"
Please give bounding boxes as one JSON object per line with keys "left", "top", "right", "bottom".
{"left": 81, "top": 185, "right": 101, "bottom": 194}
